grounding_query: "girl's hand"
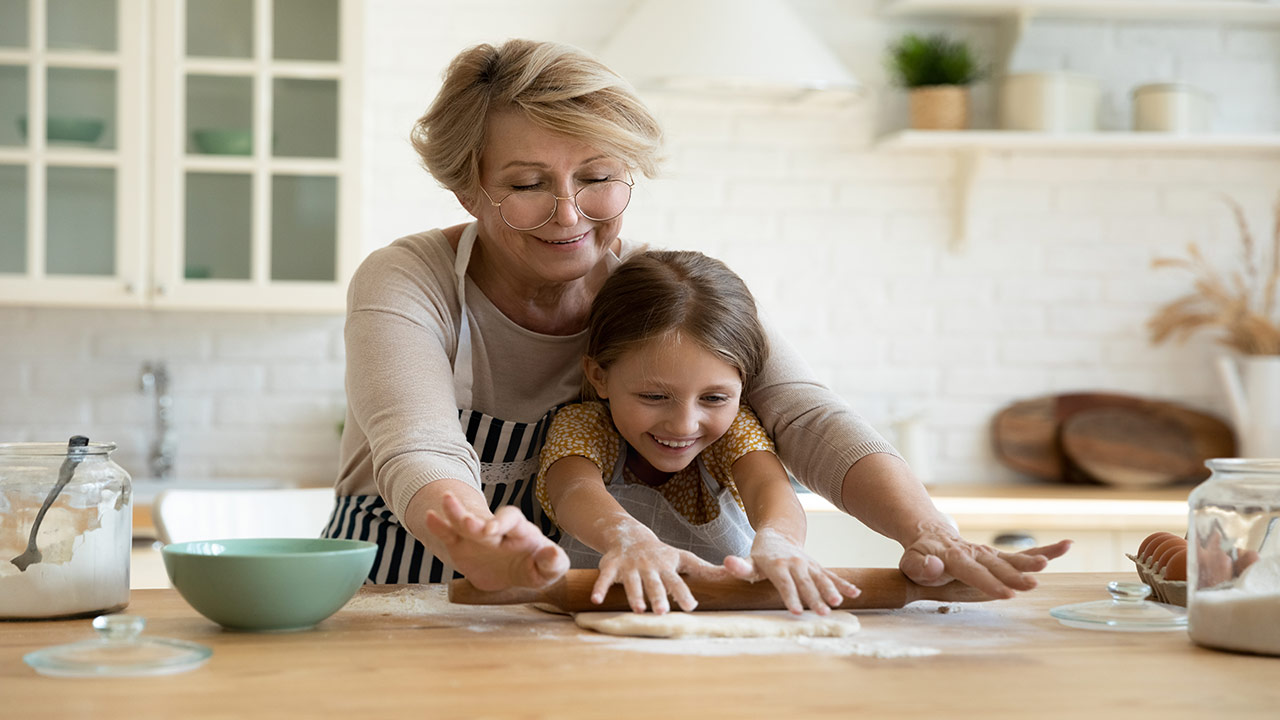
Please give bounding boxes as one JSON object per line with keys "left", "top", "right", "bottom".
{"left": 424, "top": 492, "right": 569, "bottom": 592}
{"left": 898, "top": 520, "right": 1072, "bottom": 599}
{"left": 723, "top": 528, "right": 861, "bottom": 615}
{"left": 593, "top": 529, "right": 729, "bottom": 614}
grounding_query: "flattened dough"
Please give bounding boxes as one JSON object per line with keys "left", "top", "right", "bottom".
{"left": 574, "top": 610, "right": 861, "bottom": 639}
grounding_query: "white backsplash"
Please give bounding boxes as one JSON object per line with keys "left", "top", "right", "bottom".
{"left": 2, "top": 2, "right": 1278, "bottom": 486}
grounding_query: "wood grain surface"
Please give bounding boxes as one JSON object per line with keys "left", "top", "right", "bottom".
{"left": 1059, "top": 405, "right": 1230, "bottom": 487}
{"left": 2, "top": 576, "right": 1276, "bottom": 719}
{"left": 991, "top": 392, "right": 1236, "bottom": 484}
{"left": 447, "top": 567, "right": 994, "bottom": 611}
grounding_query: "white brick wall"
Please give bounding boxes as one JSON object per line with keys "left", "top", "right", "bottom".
{"left": 2, "top": 2, "right": 1278, "bottom": 488}
{"left": 0, "top": 310, "right": 346, "bottom": 483}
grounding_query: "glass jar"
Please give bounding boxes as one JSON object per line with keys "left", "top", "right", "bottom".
{"left": 1187, "top": 458, "right": 1280, "bottom": 655}
{"left": 0, "top": 441, "right": 132, "bottom": 620}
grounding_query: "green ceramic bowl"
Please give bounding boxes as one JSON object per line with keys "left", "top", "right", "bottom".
{"left": 162, "top": 538, "right": 375, "bottom": 632}
{"left": 16, "top": 115, "right": 106, "bottom": 143}
{"left": 191, "top": 129, "right": 253, "bottom": 155}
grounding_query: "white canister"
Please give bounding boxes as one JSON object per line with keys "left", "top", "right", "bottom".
{"left": 999, "top": 72, "right": 1099, "bottom": 132}
{"left": 1132, "top": 83, "right": 1210, "bottom": 133}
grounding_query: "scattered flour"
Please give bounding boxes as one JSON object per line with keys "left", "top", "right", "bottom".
{"left": 339, "top": 586, "right": 942, "bottom": 658}
{"left": 575, "top": 610, "right": 861, "bottom": 639}
{"left": 795, "top": 637, "right": 942, "bottom": 659}
{"left": 341, "top": 585, "right": 447, "bottom": 615}
{"left": 1189, "top": 555, "right": 1280, "bottom": 656}
{"left": 574, "top": 631, "right": 939, "bottom": 658}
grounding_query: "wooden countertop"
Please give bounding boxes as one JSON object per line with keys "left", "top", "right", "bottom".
{"left": 2, "top": 573, "right": 1275, "bottom": 718}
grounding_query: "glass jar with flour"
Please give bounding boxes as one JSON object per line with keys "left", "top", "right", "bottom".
{"left": 1187, "top": 458, "right": 1280, "bottom": 656}
{"left": 0, "top": 440, "right": 132, "bottom": 620}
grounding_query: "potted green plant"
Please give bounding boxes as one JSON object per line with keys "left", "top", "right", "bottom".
{"left": 887, "top": 33, "right": 984, "bottom": 131}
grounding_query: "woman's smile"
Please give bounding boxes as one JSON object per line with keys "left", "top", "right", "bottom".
{"left": 536, "top": 230, "right": 589, "bottom": 246}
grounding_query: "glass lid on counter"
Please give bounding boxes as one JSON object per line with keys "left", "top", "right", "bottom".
{"left": 24, "top": 614, "right": 211, "bottom": 677}
{"left": 1050, "top": 581, "right": 1187, "bottom": 632}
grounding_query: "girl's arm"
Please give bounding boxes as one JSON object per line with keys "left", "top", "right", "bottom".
{"left": 543, "top": 455, "right": 727, "bottom": 614}
{"left": 729, "top": 451, "right": 860, "bottom": 615}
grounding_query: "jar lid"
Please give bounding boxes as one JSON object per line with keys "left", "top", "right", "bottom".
{"left": 23, "top": 614, "right": 211, "bottom": 677}
{"left": 1132, "top": 82, "right": 1208, "bottom": 97}
{"left": 1002, "top": 71, "right": 1099, "bottom": 86}
{"left": 1049, "top": 581, "right": 1187, "bottom": 632}
{"left": 0, "top": 441, "right": 118, "bottom": 456}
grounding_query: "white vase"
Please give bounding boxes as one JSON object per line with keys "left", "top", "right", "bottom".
{"left": 1216, "top": 355, "right": 1280, "bottom": 458}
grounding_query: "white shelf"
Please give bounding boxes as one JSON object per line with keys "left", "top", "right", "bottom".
{"left": 876, "top": 130, "right": 1280, "bottom": 152}
{"left": 881, "top": 0, "right": 1280, "bottom": 22}
{"left": 875, "top": 130, "right": 1280, "bottom": 252}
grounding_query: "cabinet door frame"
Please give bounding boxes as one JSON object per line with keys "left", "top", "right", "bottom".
{"left": 150, "top": 0, "right": 362, "bottom": 312}
{"left": 0, "top": 0, "right": 150, "bottom": 308}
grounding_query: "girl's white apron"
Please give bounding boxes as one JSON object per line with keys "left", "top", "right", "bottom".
{"left": 557, "top": 446, "right": 756, "bottom": 567}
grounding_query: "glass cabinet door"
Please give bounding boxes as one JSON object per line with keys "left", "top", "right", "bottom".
{"left": 0, "top": 0, "right": 358, "bottom": 311}
{"left": 0, "top": 0, "right": 146, "bottom": 307}
{"left": 152, "top": 0, "right": 358, "bottom": 311}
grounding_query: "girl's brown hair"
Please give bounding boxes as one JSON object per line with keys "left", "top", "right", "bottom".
{"left": 583, "top": 251, "right": 768, "bottom": 400}
{"left": 411, "top": 39, "right": 663, "bottom": 199}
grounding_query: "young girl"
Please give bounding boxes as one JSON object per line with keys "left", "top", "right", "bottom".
{"left": 536, "top": 250, "right": 861, "bottom": 615}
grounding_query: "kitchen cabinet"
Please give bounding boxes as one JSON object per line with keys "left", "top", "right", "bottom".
{"left": 877, "top": 0, "right": 1280, "bottom": 249}
{"left": 802, "top": 483, "right": 1189, "bottom": 573}
{"left": 0, "top": 0, "right": 362, "bottom": 312}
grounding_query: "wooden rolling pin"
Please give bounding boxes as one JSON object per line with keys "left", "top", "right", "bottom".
{"left": 448, "top": 568, "right": 994, "bottom": 612}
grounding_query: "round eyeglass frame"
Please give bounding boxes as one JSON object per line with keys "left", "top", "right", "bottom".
{"left": 478, "top": 174, "right": 634, "bottom": 231}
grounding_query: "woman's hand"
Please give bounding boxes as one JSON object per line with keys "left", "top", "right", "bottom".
{"left": 593, "top": 527, "right": 728, "bottom": 615}
{"left": 898, "top": 520, "right": 1072, "bottom": 598}
{"left": 424, "top": 492, "right": 569, "bottom": 592}
{"left": 723, "top": 528, "right": 861, "bottom": 615}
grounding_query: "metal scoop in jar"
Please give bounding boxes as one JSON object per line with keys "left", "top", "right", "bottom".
{"left": 10, "top": 435, "right": 90, "bottom": 572}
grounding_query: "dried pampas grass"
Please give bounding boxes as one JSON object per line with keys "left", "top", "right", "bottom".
{"left": 1148, "top": 194, "right": 1280, "bottom": 356}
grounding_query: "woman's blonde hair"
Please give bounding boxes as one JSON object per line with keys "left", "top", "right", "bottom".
{"left": 583, "top": 251, "right": 768, "bottom": 401}
{"left": 411, "top": 39, "right": 663, "bottom": 198}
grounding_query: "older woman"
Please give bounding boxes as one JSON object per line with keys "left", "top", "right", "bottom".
{"left": 325, "top": 39, "right": 1068, "bottom": 602}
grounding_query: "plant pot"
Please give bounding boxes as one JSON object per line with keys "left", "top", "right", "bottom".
{"left": 908, "top": 85, "right": 969, "bottom": 131}
{"left": 998, "top": 72, "right": 1098, "bottom": 132}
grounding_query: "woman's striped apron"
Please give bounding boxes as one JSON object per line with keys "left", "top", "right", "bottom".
{"left": 325, "top": 223, "right": 562, "bottom": 583}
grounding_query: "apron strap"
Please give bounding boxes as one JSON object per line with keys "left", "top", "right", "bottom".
{"left": 452, "top": 223, "right": 481, "bottom": 409}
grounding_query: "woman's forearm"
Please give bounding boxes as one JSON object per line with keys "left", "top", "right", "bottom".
{"left": 839, "top": 452, "right": 953, "bottom": 548}
{"left": 403, "top": 478, "right": 493, "bottom": 562}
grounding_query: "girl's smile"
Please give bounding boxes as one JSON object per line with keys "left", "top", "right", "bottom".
{"left": 585, "top": 331, "right": 744, "bottom": 478}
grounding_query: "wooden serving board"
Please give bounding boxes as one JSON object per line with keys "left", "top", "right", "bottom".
{"left": 1059, "top": 405, "right": 1232, "bottom": 487}
{"left": 991, "top": 392, "right": 1235, "bottom": 484}
{"left": 448, "top": 567, "right": 994, "bottom": 612}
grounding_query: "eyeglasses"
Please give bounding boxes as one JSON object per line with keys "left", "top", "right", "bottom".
{"left": 478, "top": 175, "right": 634, "bottom": 231}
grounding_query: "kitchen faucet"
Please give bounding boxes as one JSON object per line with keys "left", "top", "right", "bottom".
{"left": 139, "top": 361, "right": 177, "bottom": 481}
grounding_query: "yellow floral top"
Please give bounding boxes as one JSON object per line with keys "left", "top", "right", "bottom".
{"left": 535, "top": 402, "right": 776, "bottom": 526}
